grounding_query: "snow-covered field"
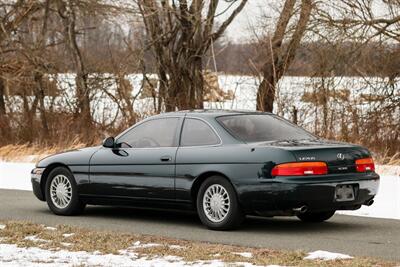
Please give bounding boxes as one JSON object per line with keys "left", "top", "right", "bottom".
{"left": 0, "top": 161, "right": 399, "bottom": 220}
{"left": 5, "top": 74, "right": 399, "bottom": 127}
{"left": 0, "top": 162, "right": 34, "bottom": 191}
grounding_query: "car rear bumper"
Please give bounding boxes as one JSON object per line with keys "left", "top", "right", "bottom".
{"left": 31, "top": 168, "right": 45, "bottom": 201}
{"left": 240, "top": 173, "right": 380, "bottom": 215}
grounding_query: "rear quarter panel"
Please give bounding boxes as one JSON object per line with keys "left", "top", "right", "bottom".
{"left": 175, "top": 144, "right": 296, "bottom": 208}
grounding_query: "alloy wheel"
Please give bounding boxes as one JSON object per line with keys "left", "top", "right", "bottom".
{"left": 50, "top": 174, "right": 72, "bottom": 209}
{"left": 202, "top": 184, "right": 231, "bottom": 223}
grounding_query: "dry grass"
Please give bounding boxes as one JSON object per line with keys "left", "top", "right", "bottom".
{"left": 0, "top": 141, "right": 86, "bottom": 163}
{"left": 0, "top": 220, "right": 397, "bottom": 267}
{"left": 375, "top": 151, "right": 400, "bottom": 165}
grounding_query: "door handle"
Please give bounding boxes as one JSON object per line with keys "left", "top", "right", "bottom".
{"left": 160, "top": 156, "right": 172, "bottom": 162}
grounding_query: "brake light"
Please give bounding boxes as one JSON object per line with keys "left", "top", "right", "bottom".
{"left": 355, "top": 158, "right": 375, "bottom": 172}
{"left": 271, "top": 162, "right": 328, "bottom": 176}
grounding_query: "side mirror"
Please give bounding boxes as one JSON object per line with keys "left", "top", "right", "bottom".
{"left": 102, "top": 137, "right": 115, "bottom": 148}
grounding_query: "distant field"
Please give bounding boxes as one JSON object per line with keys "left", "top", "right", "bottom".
{"left": 5, "top": 74, "right": 398, "bottom": 124}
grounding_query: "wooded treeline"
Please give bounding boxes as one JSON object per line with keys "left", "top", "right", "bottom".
{"left": 0, "top": 0, "right": 399, "bottom": 158}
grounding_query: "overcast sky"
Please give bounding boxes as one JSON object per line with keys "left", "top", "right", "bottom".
{"left": 217, "top": 0, "right": 390, "bottom": 43}
{"left": 218, "top": 0, "right": 270, "bottom": 42}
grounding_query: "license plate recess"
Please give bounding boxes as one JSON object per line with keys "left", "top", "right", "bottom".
{"left": 335, "top": 184, "right": 355, "bottom": 202}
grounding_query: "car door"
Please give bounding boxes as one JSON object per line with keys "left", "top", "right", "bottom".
{"left": 89, "top": 117, "right": 182, "bottom": 200}
{"left": 175, "top": 117, "right": 222, "bottom": 201}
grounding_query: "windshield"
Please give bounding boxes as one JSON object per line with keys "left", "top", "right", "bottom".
{"left": 216, "top": 114, "right": 316, "bottom": 143}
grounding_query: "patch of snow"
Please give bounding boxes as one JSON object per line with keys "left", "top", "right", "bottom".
{"left": 233, "top": 252, "right": 253, "bottom": 258}
{"left": 24, "top": 235, "right": 50, "bottom": 243}
{"left": 0, "top": 224, "right": 6, "bottom": 230}
{"left": 44, "top": 226, "right": 57, "bottom": 231}
{"left": 304, "top": 250, "right": 353, "bottom": 260}
{"left": 162, "top": 255, "right": 182, "bottom": 261}
{"left": 169, "top": 245, "right": 184, "bottom": 249}
{"left": 60, "top": 242, "right": 72, "bottom": 247}
{"left": 0, "top": 161, "right": 35, "bottom": 191}
{"left": 131, "top": 241, "right": 161, "bottom": 249}
{"left": 0, "top": 243, "right": 263, "bottom": 267}
{"left": 376, "top": 165, "right": 400, "bottom": 176}
{"left": 62, "top": 233, "right": 75, "bottom": 238}
{"left": 21, "top": 155, "right": 44, "bottom": 163}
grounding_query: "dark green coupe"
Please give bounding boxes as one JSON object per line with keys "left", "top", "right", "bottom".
{"left": 31, "top": 110, "right": 379, "bottom": 230}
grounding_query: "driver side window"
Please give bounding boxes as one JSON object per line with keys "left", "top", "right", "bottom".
{"left": 118, "top": 118, "right": 180, "bottom": 148}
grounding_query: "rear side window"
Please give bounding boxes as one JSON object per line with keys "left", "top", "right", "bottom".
{"left": 181, "top": 118, "right": 220, "bottom": 146}
{"left": 217, "top": 114, "right": 315, "bottom": 143}
{"left": 118, "top": 118, "right": 180, "bottom": 148}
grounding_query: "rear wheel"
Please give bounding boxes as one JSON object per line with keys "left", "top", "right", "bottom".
{"left": 45, "top": 167, "right": 85, "bottom": 215}
{"left": 297, "top": 210, "right": 335, "bottom": 222}
{"left": 196, "top": 176, "right": 244, "bottom": 230}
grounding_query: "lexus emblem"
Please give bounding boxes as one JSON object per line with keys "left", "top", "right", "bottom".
{"left": 337, "top": 153, "right": 345, "bottom": 160}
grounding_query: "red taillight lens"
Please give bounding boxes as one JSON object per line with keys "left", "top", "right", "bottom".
{"left": 271, "top": 162, "right": 328, "bottom": 176}
{"left": 355, "top": 158, "right": 375, "bottom": 172}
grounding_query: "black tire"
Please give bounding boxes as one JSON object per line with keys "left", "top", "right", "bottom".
{"left": 297, "top": 210, "right": 335, "bottom": 223}
{"left": 196, "top": 176, "right": 244, "bottom": 230}
{"left": 45, "top": 167, "right": 85, "bottom": 216}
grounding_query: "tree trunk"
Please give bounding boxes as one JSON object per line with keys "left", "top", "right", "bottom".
{"left": 292, "top": 105, "right": 298, "bottom": 124}
{"left": 34, "top": 72, "right": 49, "bottom": 138}
{"left": 0, "top": 78, "right": 6, "bottom": 116}
{"left": 0, "top": 78, "right": 10, "bottom": 142}
{"left": 256, "top": 0, "right": 312, "bottom": 113}
{"left": 57, "top": 0, "right": 92, "bottom": 137}
{"left": 193, "top": 57, "right": 204, "bottom": 109}
{"left": 170, "top": 57, "right": 204, "bottom": 110}
{"left": 75, "top": 73, "right": 91, "bottom": 127}
{"left": 256, "top": 70, "right": 276, "bottom": 112}
{"left": 321, "top": 81, "right": 328, "bottom": 137}
{"left": 22, "top": 93, "right": 39, "bottom": 143}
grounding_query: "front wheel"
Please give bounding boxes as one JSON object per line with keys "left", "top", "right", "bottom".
{"left": 297, "top": 210, "right": 335, "bottom": 223}
{"left": 45, "top": 167, "right": 85, "bottom": 216}
{"left": 196, "top": 176, "right": 244, "bottom": 230}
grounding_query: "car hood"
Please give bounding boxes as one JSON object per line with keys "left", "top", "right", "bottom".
{"left": 36, "top": 146, "right": 101, "bottom": 168}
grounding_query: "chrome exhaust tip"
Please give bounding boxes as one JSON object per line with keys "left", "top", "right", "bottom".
{"left": 364, "top": 199, "right": 374, "bottom": 206}
{"left": 293, "top": 205, "right": 308, "bottom": 214}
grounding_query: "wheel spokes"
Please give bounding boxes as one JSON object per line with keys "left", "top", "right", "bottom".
{"left": 203, "top": 184, "right": 231, "bottom": 223}
{"left": 50, "top": 174, "right": 73, "bottom": 209}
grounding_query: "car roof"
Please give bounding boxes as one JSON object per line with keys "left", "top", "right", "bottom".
{"left": 154, "top": 109, "right": 271, "bottom": 119}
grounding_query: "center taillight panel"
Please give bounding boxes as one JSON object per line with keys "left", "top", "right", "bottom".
{"left": 271, "top": 162, "right": 328, "bottom": 177}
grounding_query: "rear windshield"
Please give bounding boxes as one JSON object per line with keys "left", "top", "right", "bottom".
{"left": 216, "top": 114, "right": 315, "bottom": 143}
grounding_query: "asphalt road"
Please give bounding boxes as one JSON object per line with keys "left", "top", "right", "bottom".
{"left": 1, "top": 189, "right": 399, "bottom": 261}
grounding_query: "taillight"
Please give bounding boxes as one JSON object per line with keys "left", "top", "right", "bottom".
{"left": 355, "top": 158, "right": 375, "bottom": 172}
{"left": 271, "top": 162, "right": 328, "bottom": 176}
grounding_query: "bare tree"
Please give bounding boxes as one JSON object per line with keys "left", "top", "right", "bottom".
{"left": 56, "top": 0, "right": 94, "bottom": 134}
{"left": 315, "top": 0, "right": 400, "bottom": 153}
{"left": 0, "top": 0, "right": 40, "bottom": 116}
{"left": 137, "top": 0, "right": 247, "bottom": 111}
{"left": 256, "top": 0, "right": 313, "bottom": 112}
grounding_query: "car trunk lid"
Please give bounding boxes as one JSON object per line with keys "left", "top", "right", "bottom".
{"left": 258, "top": 139, "right": 371, "bottom": 174}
